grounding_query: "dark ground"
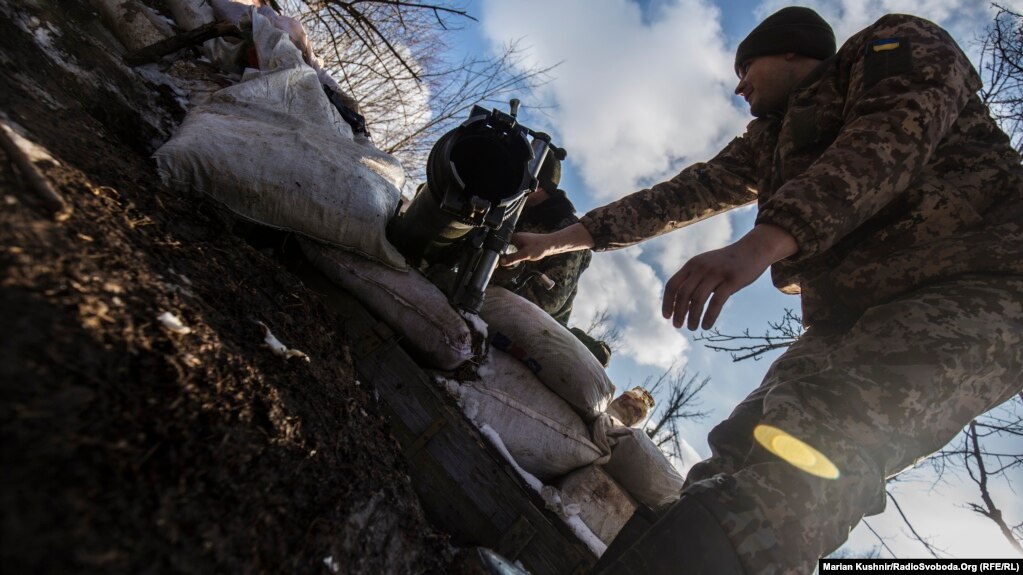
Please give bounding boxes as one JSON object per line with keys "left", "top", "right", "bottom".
{"left": 0, "top": 0, "right": 455, "bottom": 572}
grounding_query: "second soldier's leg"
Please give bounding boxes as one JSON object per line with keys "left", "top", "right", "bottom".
{"left": 598, "top": 276, "right": 1023, "bottom": 575}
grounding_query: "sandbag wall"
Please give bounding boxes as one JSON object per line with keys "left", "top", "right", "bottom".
{"left": 150, "top": 0, "right": 691, "bottom": 554}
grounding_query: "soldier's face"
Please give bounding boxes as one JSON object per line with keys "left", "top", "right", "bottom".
{"left": 735, "top": 53, "right": 803, "bottom": 117}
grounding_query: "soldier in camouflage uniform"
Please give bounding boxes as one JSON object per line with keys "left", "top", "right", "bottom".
{"left": 495, "top": 150, "right": 591, "bottom": 325}
{"left": 494, "top": 151, "right": 613, "bottom": 366}
{"left": 503, "top": 6, "right": 1023, "bottom": 574}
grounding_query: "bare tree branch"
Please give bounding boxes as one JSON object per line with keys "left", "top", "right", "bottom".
{"left": 641, "top": 366, "right": 711, "bottom": 464}
{"left": 579, "top": 307, "right": 623, "bottom": 354}
{"left": 695, "top": 308, "right": 803, "bottom": 362}
{"left": 978, "top": 3, "right": 1023, "bottom": 153}
{"left": 862, "top": 520, "right": 899, "bottom": 559}
{"left": 284, "top": 0, "right": 555, "bottom": 184}
{"left": 887, "top": 490, "right": 945, "bottom": 559}
{"left": 964, "top": 421, "right": 1023, "bottom": 554}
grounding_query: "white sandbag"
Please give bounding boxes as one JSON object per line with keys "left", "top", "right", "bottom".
{"left": 153, "top": 9, "right": 407, "bottom": 269}
{"left": 164, "top": 0, "right": 214, "bottom": 31}
{"left": 300, "top": 239, "right": 474, "bottom": 371}
{"left": 458, "top": 350, "right": 610, "bottom": 480}
{"left": 598, "top": 425, "right": 685, "bottom": 510}
{"left": 164, "top": 0, "right": 247, "bottom": 76}
{"left": 209, "top": 1, "right": 356, "bottom": 112}
{"left": 479, "top": 287, "right": 614, "bottom": 421}
{"left": 89, "top": 0, "right": 170, "bottom": 51}
{"left": 557, "top": 465, "right": 637, "bottom": 546}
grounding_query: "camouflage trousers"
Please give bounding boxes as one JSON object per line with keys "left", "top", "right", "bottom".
{"left": 685, "top": 275, "right": 1023, "bottom": 575}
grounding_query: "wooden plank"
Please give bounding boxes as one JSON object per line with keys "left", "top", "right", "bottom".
{"left": 294, "top": 263, "right": 596, "bottom": 575}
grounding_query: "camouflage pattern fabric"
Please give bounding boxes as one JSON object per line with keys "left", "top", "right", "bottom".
{"left": 579, "top": 14, "right": 1023, "bottom": 327}
{"left": 683, "top": 275, "right": 1023, "bottom": 574}
{"left": 494, "top": 188, "right": 591, "bottom": 325}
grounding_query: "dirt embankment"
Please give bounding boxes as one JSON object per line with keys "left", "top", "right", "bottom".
{"left": 0, "top": 1, "right": 453, "bottom": 572}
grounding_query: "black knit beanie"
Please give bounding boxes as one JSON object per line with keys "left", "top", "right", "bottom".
{"left": 734, "top": 6, "right": 835, "bottom": 75}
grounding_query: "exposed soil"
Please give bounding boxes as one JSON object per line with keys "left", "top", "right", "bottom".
{"left": 0, "top": 1, "right": 454, "bottom": 572}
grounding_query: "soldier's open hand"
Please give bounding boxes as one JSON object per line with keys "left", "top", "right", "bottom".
{"left": 663, "top": 224, "right": 798, "bottom": 330}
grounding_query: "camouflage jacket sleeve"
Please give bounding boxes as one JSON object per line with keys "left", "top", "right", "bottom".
{"left": 579, "top": 135, "right": 760, "bottom": 250}
{"left": 755, "top": 15, "right": 981, "bottom": 261}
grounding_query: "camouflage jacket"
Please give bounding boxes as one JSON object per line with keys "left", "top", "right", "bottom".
{"left": 494, "top": 189, "right": 592, "bottom": 325}
{"left": 580, "top": 14, "right": 1023, "bottom": 326}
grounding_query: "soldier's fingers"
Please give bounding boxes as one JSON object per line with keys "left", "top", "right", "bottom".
{"left": 500, "top": 251, "right": 525, "bottom": 266}
{"left": 672, "top": 276, "right": 700, "bottom": 329}
{"left": 701, "top": 286, "right": 734, "bottom": 330}
{"left": 686, "top": 278, "right": 718, "bottom": 331}
{"left": 662, "top": 268, "right": 690, "bottom": 319}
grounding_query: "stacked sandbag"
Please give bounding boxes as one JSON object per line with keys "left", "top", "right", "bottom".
{"left": 452, "top": 350, "right": 611, "bottom": 481}
{"left": 479, "top": 287, "right": 614, "bottom": 421}
{"left": 90, "top": 0, "right": 172, "bottom": 51}
{"left": 592, "top": 415, "right": 686, "bottom": 510}
{"left": 164, "top": 0, "right": 214, "bottom": 31}
{"left": 556, "top": 465, "right": 637, "bottom": 546}
{"left": 153, "top": 7, "right": 407, "bottom": 269}
{"left": 162, "top": 0, "right": 248, "bottom": 75}
{"left": 300, "top": 239, "right": 476, "bottom": 371}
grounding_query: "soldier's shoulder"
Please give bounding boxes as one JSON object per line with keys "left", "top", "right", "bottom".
{"left": 846, "top": 13, "right": 950, "bottom": 48}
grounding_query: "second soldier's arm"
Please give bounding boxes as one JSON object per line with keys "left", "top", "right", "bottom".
{"left": 503, "top": 134, "right": 761, "bottom": 265}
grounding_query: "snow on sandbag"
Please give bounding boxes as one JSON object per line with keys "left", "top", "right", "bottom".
{"left": 299, "top": 239, "right": 475, "bottom": 371}
{"left": 455, "top": 349, "right": 611, "bottom": 480}
{"left": 592, "top": 418, "right": 686, "bottom": 510}
{"left": 153, "top": 8, "right": 407, "bottom": 269}
{"left": 557, "top": 465, "right": 638, "bottom": 546}
{"left": 479, "top": 287, "right": 614, "bottom": 421}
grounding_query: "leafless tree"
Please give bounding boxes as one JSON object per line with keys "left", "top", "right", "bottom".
{"left": 641, "top": 365, "right": 711, "bottom": 464}
{"left": 978, "top": 4, "right": 1023, "bottom": 153}
{"left": 281, "top": 0, "right": 556, "bottom": 184}
{"left": 577, "top": 307, "right": 624, "bottom": 354}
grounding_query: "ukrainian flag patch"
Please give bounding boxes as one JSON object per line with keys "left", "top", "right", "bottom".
{"left": 864, "top": 36, "right": 912, "bottom": 87}
{"left": 871, "top": 38, "right": 901, "bottom": 52}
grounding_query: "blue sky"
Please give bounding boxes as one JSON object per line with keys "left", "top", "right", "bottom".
{"left": 447, "top": 0, "right": 1022, "bottom": 560}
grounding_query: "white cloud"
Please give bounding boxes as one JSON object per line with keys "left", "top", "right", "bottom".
{"left": 645, "top": 212, "right": 736, "bottom": 278}
{"left": 476, "top": 0, "right": 751, "bottom": 369}
{"left": 752, "top": 0, "right": 993, "bottom": 48}
{"left": 479, "top": 0, "right": 748, "bottom": 202}
{"left": 571, "top": 247, "right": 690, "bottom": 370}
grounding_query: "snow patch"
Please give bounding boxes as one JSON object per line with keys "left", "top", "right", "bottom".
{"left": 157, "top": 311, "right": 191, "bottom": 335}
{"left": 479, "top": 424, "right": 544, "bottom": 493}
{"left": 0, "top": 119, "right": 60, "bottom": 165}
{"left": 256, "top": 321, "right": 310, "bottom": 362}
{"left": 460, "top": 310, "right": 488, "bottom": 339}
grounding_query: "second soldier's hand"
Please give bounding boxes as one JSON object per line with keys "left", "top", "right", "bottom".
{"left": 662, "top": 224, "right": 798, "bottom": 330}
{"left": 501, "top": 222, "right": 595, "bottom": 266}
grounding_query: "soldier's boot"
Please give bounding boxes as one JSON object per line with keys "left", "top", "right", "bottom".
{"left": 592, "top": 475, "right": 747, "bottom": 575}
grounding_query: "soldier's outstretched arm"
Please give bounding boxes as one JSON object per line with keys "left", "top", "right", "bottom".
{"left": 663, "top": 223, "right": 797, "bottom": 330}
{"left": 501, "top": 223, "right": 595, "bottom": 266}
